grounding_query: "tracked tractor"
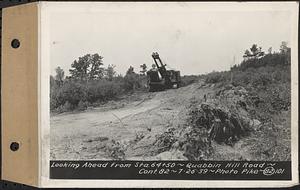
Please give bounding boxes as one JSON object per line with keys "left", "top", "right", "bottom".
{"left": 146, "top": 52, "right": 181, "bottom": 92}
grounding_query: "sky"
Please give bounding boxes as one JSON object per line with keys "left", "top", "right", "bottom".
{"left": 48, "top": 2, "right": 294, "bottom": 76}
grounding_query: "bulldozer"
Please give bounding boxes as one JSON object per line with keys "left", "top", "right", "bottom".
{"left": 147, "top": 52, "right": 181, "bottom": 92}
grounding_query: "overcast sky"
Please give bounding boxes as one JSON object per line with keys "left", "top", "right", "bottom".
{"left": 48, "top": 2, "right": 294, "bottom": 76}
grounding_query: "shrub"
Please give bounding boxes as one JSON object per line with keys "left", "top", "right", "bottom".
{"left": 77, "top": 100, "right": 88, "bottom": 111}
{"left": 123, "top": 73, "right": 147, "bottom": 92}
{"left": 104, "top": 140, "right": 126, "bottom": 160}
{"left": 205, "top": 71, "right": 229, "bottom": 84}
{"left": 182, "top": 128, "right": 213, "bottom": 160}
{"left": 231, "top": 64, "right": 290, "bottom": 88}
{"left": 181, "top": 75, "right": 201, "bottom": 86}
{"left": 50, "top": 80, "right": 87, "bottom": 111}
{"left": 50, "top": 89, "right": 59, "bottom": 111}
{"left": 50, "top": 75, "right": 148, "bottom": 113}
{"left": 154, "top": 127, "right": 177, "bottom": 153}
{"left": 252, "top": 72, "right": 272, "bottom": 86}
{"left": 234, "top": 52, "right": 290, "bottom": 71}
{"left": 57, "top": 81, "right": 87, "bottom": 107}
{"left": 87, "top": 79, "right": 122, "bottom": 103}
{"left": 55, "top": 101, "right": 73, "bottom": 113}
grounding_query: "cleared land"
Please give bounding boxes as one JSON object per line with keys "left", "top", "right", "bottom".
{"left": 50, "top": 79, "right": 291, "bottom": 161}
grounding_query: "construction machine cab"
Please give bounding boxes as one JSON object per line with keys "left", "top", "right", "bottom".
{"left": 147, "top": 52, "right": 181, "bottom": 92}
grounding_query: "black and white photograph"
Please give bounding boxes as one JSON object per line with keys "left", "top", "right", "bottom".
{"left": 48, "top": 2, "right": 295, "bottom": 162}
{"left": 0, "top": 1, "right": 298, "bottom": 188}
{"left": 36, "top": 2, "right": 298, "bottom": 186}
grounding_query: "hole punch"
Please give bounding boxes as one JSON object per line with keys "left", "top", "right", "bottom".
{"left": 10, "top": 142, "right": 19, "bottom": 151}
{"left": 11, "top": 39, "right": 20, "bottom": 48}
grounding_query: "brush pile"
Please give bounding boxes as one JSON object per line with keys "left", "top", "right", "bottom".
{"left": 189, "top": 103, "right": 249, "bottom": 145}
{"left": 188, "top": 84, "right": 257, "bottom": 146}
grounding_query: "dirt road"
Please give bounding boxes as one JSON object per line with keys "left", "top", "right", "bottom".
{"left": 50, "top": 81, "right": 209, "bottom": 160}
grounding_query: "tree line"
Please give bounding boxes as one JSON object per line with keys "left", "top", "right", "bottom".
{"left": 205, "top": 41, "right": 291, "bottom": 86}
{"left": 51, "top": 41, "right": 291, "bottom": 113}
{"left": 50, "top": 53, "right": 149, "bottom": 113}
{"left": 236, "top": 41, "right": 291, "bottom": 70}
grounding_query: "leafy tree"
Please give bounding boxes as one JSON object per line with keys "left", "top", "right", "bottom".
{"left": 250, "top": 44, "right": 258, "bottom": 56}
{"left": 124, "top": 66, "right": 140, "bottom": 91}
{"left": 243, "top": 50, "right": 252, "bottom": 59}
{"left": 50, "top": 75, "right": 56, "bottom": 88}
{"left": 126, "top": 66, "right": 135, "bottom": 75}
{"left": 69, "top": 56, "right": 89, "bottom": 81}
{"left": 57, "top": 81, "right": 87, "bottom": 107}
{"left": 268, "top": 47, "right": 272, "bottom": 54}
{"left": 86, "top": 80, "right": 122, "bottom": 103}
{"left": 280, "top": 41, "right": 290, "bottom": 54}
{"left": 105, "top": 64, "right": 116, "bottom": 81}
{"left": 55, "top": 66, "right": 65, "bottom": 86}
{"left": 258, "top": 47, "right": 265, "bottom": 58}
{"left": 279, "top": 41, "right": 291, "bottom": 64}
{"left": 69, "top": 53, "right": 104, "bottom": 81}
{"left": 50, "top": 75, "right": 59, "bottom": 110}
{"left": 89, "top": 54, "right": 105, "bottom": 80}
{"left": 243, "top": 44, "right": 264, "bottom": 60}
{"left": 140, "top": 64, "right": 147, "bottom": 75}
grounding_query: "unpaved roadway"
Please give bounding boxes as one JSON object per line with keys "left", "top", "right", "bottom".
{"left": 50, "top": 82, "right": 210, "bottom": 160}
